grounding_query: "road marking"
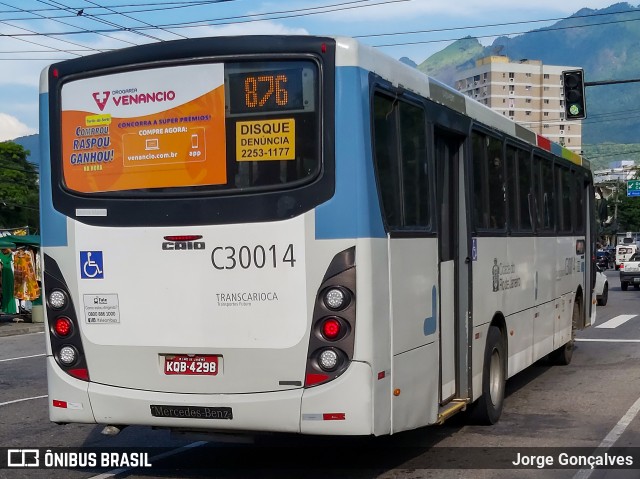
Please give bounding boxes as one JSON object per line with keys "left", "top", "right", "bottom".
{"left": 596, "top": 314, "right": 637, "bottom": 329}
{"left": 0, "top": 395, "right": 48, "bottom": 407}
{"left": 88, "top": 441, "right": 207, "bottom": 479}
{"left": 0, "top": 331, "right": 44, "bottom": 339}
{"left": 573, "top": 396, "right": 640, "bottom": 479}
{"left": 576, "top": 338, "right": 640, "bottom": 343}
{"left": 0, "top": 353, "right": 46, "bottom": 362}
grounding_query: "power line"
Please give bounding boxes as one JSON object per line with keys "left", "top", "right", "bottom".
{"left": 0, "top": 0, "right": 237, "bottom": 17}
{"left": 372, "top": 15, "right": 640, "bottom": 48}
{"left": 1, "top": 0, "right": 410, "bottom": 37}
{"left": 0, "top": 1, "right": 638, "bottom": 62}
{"left": 41, "top": 0, "right": 164, "bottom": 43}
{"left": 80, "top": 0, "right": 188, "bottom": 40}
{"left": 0, "top": 200, "right": 39, "bottom": 211}
{"left": 356, "top": 7, "right": 640, "bottom": 39}
{"left": 32, "top": 0, "right": 141, "bottom": 48}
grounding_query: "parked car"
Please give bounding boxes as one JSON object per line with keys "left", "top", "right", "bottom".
{"left": 619, "top": 253, "right": 640, "bottom": 291}
{"left": 594, "top": 265, "right": 608, "bottom": 306}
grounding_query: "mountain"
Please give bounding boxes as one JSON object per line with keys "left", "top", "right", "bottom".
{"left": 399, "top": 57, "right": 417, "bottom": 68}
{"left": 11, "top": 134, "right": 39, "bottom": 167}
{"left": 416, "top": 2, "right": 640, "bottom": 144}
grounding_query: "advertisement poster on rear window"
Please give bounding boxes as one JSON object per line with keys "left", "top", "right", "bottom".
{"left": 60, "top": 63, "right": 226, "bottom": 193}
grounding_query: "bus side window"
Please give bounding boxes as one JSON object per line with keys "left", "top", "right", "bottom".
{"left": 372, "top": 91, "right": 429, "bottom": 231}
{"left": 372, "top": 93, "right": 401, "bottom": 229}
{"left": 517, "top": 150, "right": 534, "bottom": 232}
{"left": 398, "top": 101, "right": 429, "bottom": 228}
{"left": 471, "top": 131, "right": 488, "bottom": 230}
{"left": 505, "top": 146, "right": 519, "bottom": 231}
{"left": 486, "top": 136, "right": 505, "bottom": 230}
{"left": 472, "top": 131, "right": 505, "bottom": 231}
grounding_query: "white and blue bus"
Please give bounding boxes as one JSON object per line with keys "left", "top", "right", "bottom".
{"left": 40, "top": 35, "right": 595, "bottom": 436}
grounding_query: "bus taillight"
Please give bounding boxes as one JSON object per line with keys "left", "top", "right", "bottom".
{"left": 321, "top": 317, "right": 342, "bottom": 340}
{"left": 305, "top": 247, "right": 356, "bottom": 388}
{"left": 44, "top": 254, "right": 90, "bottom": 382}
{"left": 59, "top": 345, "right": 78, "bottom": 365}
{"left": 323, "top": 286, "right": 350, "bottom": 310}
{"left": 53, "top": 317, "right": 73, "bottom": 337}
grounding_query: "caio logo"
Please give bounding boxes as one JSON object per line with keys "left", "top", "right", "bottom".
{"left": 92, "top": 91, "right": 110, "bottom": 111}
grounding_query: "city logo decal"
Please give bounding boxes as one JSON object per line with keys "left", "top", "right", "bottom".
{"left": 492, "top": 258, "right": 522, "bottom": 292}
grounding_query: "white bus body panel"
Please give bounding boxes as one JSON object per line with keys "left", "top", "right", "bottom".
{"left": 388, "top": 238, "right": 440, "bottom": 431}
{"left": 471, "top": 234, "right": 584, "bottom": 396}
{"left": 72, "top": 215, "right": 311, "bottom": 394}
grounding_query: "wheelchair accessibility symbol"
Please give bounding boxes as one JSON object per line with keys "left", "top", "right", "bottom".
{"left": 80, "top": 251, "right": 104, "bottom": 279}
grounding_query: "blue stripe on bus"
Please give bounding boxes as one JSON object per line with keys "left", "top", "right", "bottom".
{"left": 39, "top": 92, "right": 68, "bottom": 247}
{"left": 315, "top": 67, "right": 386, "bottom": 239}
{"left": 550, "top": 142, "right": 563, "bottom": 157}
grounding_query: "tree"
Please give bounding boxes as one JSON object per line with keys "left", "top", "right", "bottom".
{"left": 0, "top": 142, "right": 39, "bottom": 232}
{"left": 616, "top": 182, "right": 640, "bottom": 232}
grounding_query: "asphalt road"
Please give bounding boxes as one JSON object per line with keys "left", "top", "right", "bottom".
{"left": 1, "top": 268, "right": 639, "bottom": 479}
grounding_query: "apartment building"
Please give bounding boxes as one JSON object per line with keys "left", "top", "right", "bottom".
{"left": 454, "top": 56, "right": 582, "bottom": 154}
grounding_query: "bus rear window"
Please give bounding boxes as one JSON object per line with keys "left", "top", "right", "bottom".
{"left": 59, "top": 59, "right": 320, "bottom": 195}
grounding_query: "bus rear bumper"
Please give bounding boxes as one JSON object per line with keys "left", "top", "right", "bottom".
{"left": 300, "top": 361, "right": 373, "bottom": 435}
{"left": 47, "top": 358, "right": 95, "bottom": 424}
{"left": 87, "top": 383, "right": 304, "bottom": 434}
{"left": 47, "top": 359, "right": 374, "bottom": 435}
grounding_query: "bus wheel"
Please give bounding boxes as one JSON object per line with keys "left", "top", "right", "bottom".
{"left": 549, "top": 300, "right": 579, "bottom": 366}
{"left": 621, "top": 282, "right": 628, "bottom": 291}
{"left": 468, "top": 326, "right": 505, "bottom": 425}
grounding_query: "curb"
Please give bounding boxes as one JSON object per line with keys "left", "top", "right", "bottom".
{"left": 0, "top": 322, "right": 45, "bottom": 337}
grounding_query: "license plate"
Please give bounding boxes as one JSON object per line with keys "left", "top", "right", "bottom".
{"left": 164, "top": 355, "right": 219, "bottom": 375}
{"left": 634, "top": 278, "right": 640, "bottom": 283}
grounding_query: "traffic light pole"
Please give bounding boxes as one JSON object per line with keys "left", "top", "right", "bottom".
{"left": 585, "top": 78, "right": 640, "bottom": 87}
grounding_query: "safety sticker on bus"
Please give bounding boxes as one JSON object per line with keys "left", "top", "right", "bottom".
{"left": 236, "top": 118, "right": 295, "bottom": 162}
{"left": 83, "top": 294, "right": 120, "bottom": 324}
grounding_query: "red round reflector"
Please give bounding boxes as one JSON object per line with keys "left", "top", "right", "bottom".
{"left": 322, "top": 318, "right": 341, "bottom": 340}
{"left": 54, "top": 317, "right": 72, "bottom": 337}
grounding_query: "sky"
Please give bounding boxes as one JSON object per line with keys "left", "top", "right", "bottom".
{"left": 0, "top": 0, "right": 626, "bottom": 141}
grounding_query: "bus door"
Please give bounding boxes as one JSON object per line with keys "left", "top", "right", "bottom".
{"left": 434, "top": 129, "right": 469, "bottom": 403}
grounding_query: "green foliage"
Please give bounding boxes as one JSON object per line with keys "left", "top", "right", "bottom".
{"left": 582, "top": 143, "right": 640, "bottom": 171}
{"left": 612, "top": 182, "right": 640, "bottom": 232}
{"left": 418, "top": 37, "right": 484, "bottom": 80}
{"left": 0, "top": 142, "right": 39, "bottom": 232}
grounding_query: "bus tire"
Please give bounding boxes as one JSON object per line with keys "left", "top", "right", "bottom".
{"left": 549, "top": 300, "right": 579, "bottom": 366}
{"left": 621, "top": 282, "right": 628, "bottom": 291}
{"left": 468, "top": 326, "right": 505, "bottom": 425}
